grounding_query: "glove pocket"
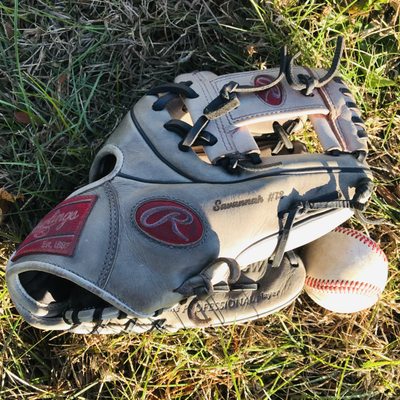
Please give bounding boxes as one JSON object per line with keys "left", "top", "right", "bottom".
{"left": 6, "top": 184, "right": 123, "bottom": 330}
{"left": 103, "top": 188, "right": 220, "bottom": 317}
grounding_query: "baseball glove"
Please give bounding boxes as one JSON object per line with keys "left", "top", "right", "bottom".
{"left": 7, "top": 37, "right": 375, "bottom": 333}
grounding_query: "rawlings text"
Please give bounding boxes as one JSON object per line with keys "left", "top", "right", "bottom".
{"left": 11, "top": 195, "right": 97, "bottom": 261}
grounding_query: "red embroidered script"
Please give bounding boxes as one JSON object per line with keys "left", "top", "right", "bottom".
{"left": 12, "top": 195, "right": 97, "bottom": 261}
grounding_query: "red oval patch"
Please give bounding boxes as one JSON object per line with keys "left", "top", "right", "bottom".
{"left": 254, "top": 74, "right": 283, "bottom": 106}
{"left": 135, "top": 200, "right": 203, "bottom": 245}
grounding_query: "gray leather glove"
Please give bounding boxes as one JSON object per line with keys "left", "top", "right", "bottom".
{"left": 6, "top": 38, "right": 375, "bottom": 333}
{"left": 59, "top": 252, "right": 305, "bottom": 334}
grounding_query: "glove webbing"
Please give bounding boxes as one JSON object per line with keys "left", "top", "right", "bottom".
{"left": 149, "top": 37, "right": 345, "bottom": 172}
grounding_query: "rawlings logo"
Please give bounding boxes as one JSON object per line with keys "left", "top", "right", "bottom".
{"left": 33, "top": 209, "right": 80, "bottom": 238}
{"left": 135, "top": 200, "right": 203, "bottom": 245}
{"left": 254, "top": 74, "right": 284, "bottom": 106}
{"left": 140, "top": 206, "right": 194, "bottom": 242}
{"left": 11, "top": 195, "right": 97, "bottom": 261}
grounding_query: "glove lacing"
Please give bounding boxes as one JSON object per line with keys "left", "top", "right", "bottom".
{"left": 270, "top": 178, "right": 384, "bottom": 269}
{"left": 147, "top": 36, "right": 382, "bottom": 297}
{"left": 174, "top": 257, "right": 258, "bottom": 326}
{"left": 285, "top": 36, "right": 344, "bottom": 96}
{"left": 149, "top": 36, "right": 345, "bottom": 173}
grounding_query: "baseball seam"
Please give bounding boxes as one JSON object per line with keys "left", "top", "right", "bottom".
{"left": 305, "top": 276, "right": 382, "bottom": 296}
{"left": 334, "top": 226, "right": 387, "bottom": 262}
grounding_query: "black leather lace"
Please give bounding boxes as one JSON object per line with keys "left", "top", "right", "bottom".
{"left": 149, "top": 36, "right": 346, "bottom": 172}
{"left": 175, "top": 257, "right": 264, "bottom": 326}
{"left": 286, "top": 36, "right": 344, "bottom": 96}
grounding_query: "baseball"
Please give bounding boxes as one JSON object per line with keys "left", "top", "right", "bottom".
{"left": 301, "top": 226, "right": 388, "bottom": 313}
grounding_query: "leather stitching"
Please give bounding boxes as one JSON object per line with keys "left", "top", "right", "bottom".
{"left": 97, "top": 182, "right": 120, "bottom": 288}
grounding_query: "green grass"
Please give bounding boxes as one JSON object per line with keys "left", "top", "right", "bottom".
{"left": 0, "top": 0, "right": 399, "bottom": 399}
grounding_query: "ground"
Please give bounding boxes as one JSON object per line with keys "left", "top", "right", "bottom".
{"left": 0, "top": 1, "right": 399, "bottom": 399}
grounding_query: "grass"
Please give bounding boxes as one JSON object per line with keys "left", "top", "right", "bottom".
{"left": 0, "top": 0, "right": 399, "bottom": 398}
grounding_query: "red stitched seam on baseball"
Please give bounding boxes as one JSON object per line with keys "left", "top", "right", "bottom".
{"left": 305, "top": 276, "right": 382, "bottom": 295}
{"left": 334, "top": 227, "right": 387, "bottom": 262}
